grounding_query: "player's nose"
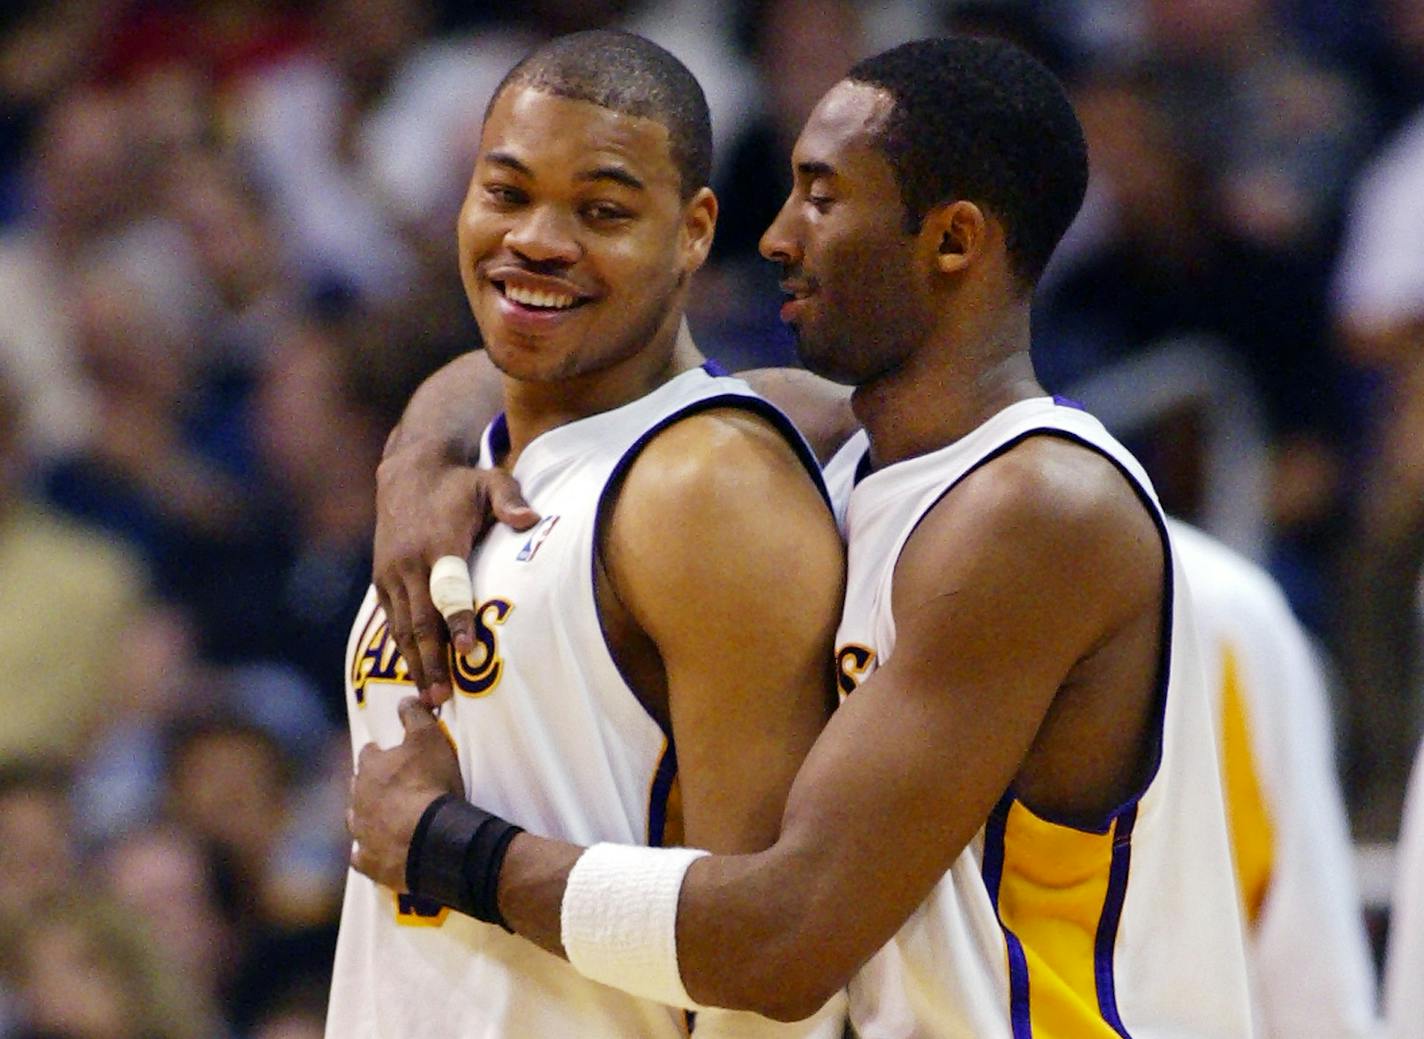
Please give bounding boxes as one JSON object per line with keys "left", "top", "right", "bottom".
{"left": 759, "top": 195, "right": 802, "bottom": 267}
{"left": 507, "top": 204, "right": 582, "bottom": 266}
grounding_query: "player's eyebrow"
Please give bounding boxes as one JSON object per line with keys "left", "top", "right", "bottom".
{"left": 796, "top": 160, "right": 837, "bottom": 180}
{"left": 484, "top": 151, "right": 533, "bottom": 177}
{"left": 576, "top": 165, "right": 646, "bottom": 192}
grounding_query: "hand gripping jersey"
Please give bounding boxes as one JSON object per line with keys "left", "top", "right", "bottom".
{"left": 326, "top": 364, "right": 826, "bottom": 1039}
{"left": 821, "top": 398, "right": 1255, "bottom": 1039}
{"left": 1168, "top": 521, "right": 1379, "bottom": 1039}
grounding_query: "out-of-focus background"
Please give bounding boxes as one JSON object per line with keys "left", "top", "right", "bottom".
{"left": 0, "top": 0, "right": 1420, "bottom": 1035}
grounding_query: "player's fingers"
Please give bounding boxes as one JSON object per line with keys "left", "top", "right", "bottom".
{"left": 407, "top": 571, "right": 452, "bottom": 705}
{"left": 446, "top": 608, "right": 477, "bottom": 661}
{"left": 398, "top": 695, "right": 440, "bottom": 735}
{"left": 486, "top": 469, "right": 540, "bottom": 531}
{"left": 386, "top": 583, "right": 428, "bottom": 692}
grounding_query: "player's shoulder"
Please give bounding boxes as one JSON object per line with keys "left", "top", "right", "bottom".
{"left": 950, "top": 433, "right": 1154, "bottom": 538}
{"left": 624, "top": 405, "right": 818, "bottom": 502}
{"left": 902, "top": 433, "right": 1162, "bottom": 613}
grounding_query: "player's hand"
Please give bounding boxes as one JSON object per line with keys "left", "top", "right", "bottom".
{"left": 373, "top": 437, "right": 538, "bottom": 706}
{"left": 349, "top": 698, "right": 465, "bottom": 890}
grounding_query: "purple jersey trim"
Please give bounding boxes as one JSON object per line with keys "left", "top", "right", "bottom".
{"left": 488, "top": 411, "right": 510, "bottom": 462}
{"left": 701, "top": 359, "right": 730, "bottom": 377}
{"left": 647, "top": 740, "right": 679, "bottom": 847}
{"left": 1094, "top": 806, "right": 1138, "bottom": 1037}
{"left": 983, "top": 795, "right": 1034, "bottom": 1039}
{"left": 1052, "top": 394, "right": 1085, "bottom": 411}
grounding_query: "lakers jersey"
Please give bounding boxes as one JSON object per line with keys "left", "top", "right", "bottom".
{"left": 823, "top": 398, "right": 1255, "bottom": 1038}
{"left": 326, "top": 364, "right": 820, "bottom": 1039}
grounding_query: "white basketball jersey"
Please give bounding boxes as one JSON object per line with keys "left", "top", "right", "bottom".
{"left": 1168, "top": 520, "right": 1378, "bottom": 1039}
{"left": 326, "top": 364, "right": 820, "bottom": 1039}
{"left": 824, "top": 398, "right": 1255, "bottom": 1038}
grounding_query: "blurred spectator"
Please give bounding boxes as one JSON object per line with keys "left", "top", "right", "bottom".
{"left": 1139, "top": 0, "right": 1372, "bottom": 252}
{"left": 713, "top": 0, "right": 865, "bottom": 265}
{"left": 0, "top": 85, "right": 197, "bottom": 459}
{"left": 1353, "top": 0, "right": 1424, "bottom": 141}
{"left": 97, "top": 0, "right": 314, "bottom": 94}
{"left": 100, "top": 823, "right": 238, "bottom": 1019}
{"left": 691, "top": 0, "right": 866, "bottom": 370}
{"left": 41, "top": 252, "right": 257, "bottom": 614}
{"left": 200, "top": 315, "right": 387, "bottom": 716}
{"left": 0, "top": 763, "right": 77, "bottom": 928}
{"left": 0, "top": 2, "right": 118, "bottom": 225}
{"left": 1036, "top": 61, "right": 1355, "bottom": 627}
{"left": 66, "top": 604, "right": 328, "bottom": 847}
{"left": 0, "top": 373, "right": 146, "bottom": 765}
{"left": 1332, "top": 102, "right": 1424, "bottom": 839}
{"left": 163, "top": 148, "right": 297, "bottom": 371}
{"left": 231, "top": 0, "right": 520, "bottom": 301}
{"left": 0, "top": 896, "right": 211, "bottom": 1039}
{"left": 162, "top": 717, "right": 338, "bottom": 1034}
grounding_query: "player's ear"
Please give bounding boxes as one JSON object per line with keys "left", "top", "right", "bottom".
{"left": 679, "top": 186, "right": 718, "bottom": 276}
{"left": 922, "top": 200, "right": 985, "bottom": 276}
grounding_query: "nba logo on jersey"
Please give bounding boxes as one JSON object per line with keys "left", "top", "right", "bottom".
{"left": 516, "top": 515, "right": 561, "bottom": 561}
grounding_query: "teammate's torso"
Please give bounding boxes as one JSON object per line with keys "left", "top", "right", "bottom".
{"left": 328, "top": 364, "right": 810, "bottom": 1039}
{"left": 825, "top": 399, "right": 1256, "bottom": 1039}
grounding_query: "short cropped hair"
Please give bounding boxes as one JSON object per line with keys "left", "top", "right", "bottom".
{"left": 848, "top": 36, "right": 1088, "bottom": 286}
{"left": 490, "top": 30, "right": 712, "bottom": 200}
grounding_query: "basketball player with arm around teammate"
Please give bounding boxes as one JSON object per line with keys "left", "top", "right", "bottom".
{"left": 348, "top": 37, "right": 1256, "bottom": 1036}
{"left": 328, "top": 31, "right": 847, "bottom": 1039}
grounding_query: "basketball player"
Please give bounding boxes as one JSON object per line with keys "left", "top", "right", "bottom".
{"left": 1169, "top": 520, "right": 1379, "bottom": 1038}
{"left": 328, "top": 31, "right": 847, "bottom": 1038}
{"left": 349, "top": 37, "right": 1257, "bottom": 1036}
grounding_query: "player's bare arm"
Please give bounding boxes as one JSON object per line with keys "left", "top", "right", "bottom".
{"left": 598, "top": 407, "right": 844, "bottom": 853}
{"left": 490, "top": 437, "right": 1164, "bottom": 1018}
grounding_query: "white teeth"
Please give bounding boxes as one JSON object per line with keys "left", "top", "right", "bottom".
{"left": 505, "top": 284, "right": 576, "bottom": 309}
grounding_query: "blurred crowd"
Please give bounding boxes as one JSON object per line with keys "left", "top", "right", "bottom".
{"left": 0, "top": 0, "right": 1422, "bottom": 1036}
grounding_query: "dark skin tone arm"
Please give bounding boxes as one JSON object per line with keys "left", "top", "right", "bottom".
{"left": 481, "top": 437, "right": 1165, "bottom": 1020}
{"left": 371, "top": 350, "right": 856, "bottom": 706}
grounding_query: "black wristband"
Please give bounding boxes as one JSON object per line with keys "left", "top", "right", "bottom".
{"left": 406, "top": 794, "right": 523, "bottom": 932}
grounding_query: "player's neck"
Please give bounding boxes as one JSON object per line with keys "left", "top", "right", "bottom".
{"left": 499, "top": 318, "right": 703, "bottom": 467}
{"left": 852, "top": 307, "right": 1041, "bottom": 470}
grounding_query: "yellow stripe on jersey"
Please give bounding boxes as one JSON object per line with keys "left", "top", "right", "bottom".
{"left": 992, "top": 799, "right": 1132, "bottom": 1038}
{"left": 1219, "top": 643, "right": 1275, "bottom": 925}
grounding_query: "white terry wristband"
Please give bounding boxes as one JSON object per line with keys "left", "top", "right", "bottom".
{"left": 561, "top": 842, "right": 709, "bottom": 1010}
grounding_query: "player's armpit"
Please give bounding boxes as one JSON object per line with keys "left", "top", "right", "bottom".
{"left": 602, "top": 407, "right": 845, "bottom": 855}
{"left": 673, "top": 439, "right": 1165, "bottom": 1020}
